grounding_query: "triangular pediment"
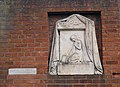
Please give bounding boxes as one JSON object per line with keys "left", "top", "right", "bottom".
{"left": 57, "top": 14, "right": 86, "bottom": 29}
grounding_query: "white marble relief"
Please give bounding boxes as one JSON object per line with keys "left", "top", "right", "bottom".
{"left": 49, "top": 14, "right": 103, "bottom": 75}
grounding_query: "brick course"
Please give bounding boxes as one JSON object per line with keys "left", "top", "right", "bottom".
{"left": 0, "top": 0, "right": 120, "bottom": 87}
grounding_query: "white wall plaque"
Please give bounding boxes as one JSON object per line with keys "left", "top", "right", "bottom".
{"left": 49, "top": 14, "right": 103, "bottom": 75}
{"left": 8, "top": 68, "right": 37, "bottom": 75}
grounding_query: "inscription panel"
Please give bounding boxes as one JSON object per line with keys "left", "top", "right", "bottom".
{"left": 8, "top": 68, "right": 37, "bottom": 75}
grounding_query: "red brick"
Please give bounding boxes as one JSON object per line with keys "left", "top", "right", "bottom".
{"left": 14, "top": 43, "right": 27, "bottom": 47}
{"left": 40, "top": 42, "right": 48, "bottom": 47}
{"left": 79, "top": 79, "right": 92, "bottom": 83}
{"left": 21, "top": 57, "right": 35, "bottom": 61}
{"left": 19, "top": 84, "right": 34, "bottom": 87}
{"left": 42, "top": 26, "right": 48, "bottom": 30}
{"left": 74, "top": 85, "right": 85, "bottom": 87}
{"left": 7, "top": 75, "right": 36, "bottom": 80}
{"left": 35, "top": 56, "right": 48, "bottom": 61}
{"left": 34, "top": 84, "right": 46, "bottom": 87}
{"left": 27, "top": 43, "right": 40, "bottom": 47}
{"left": 0, "top": 70, "right": 7, "bottom": 75}
{"left": 9, "top": 34, "right": 18, "bottom": 39}
{"left": 86, "top": 84, "right": 99, "bottom": 87}
{"left": 10, "top": 30, "right": 22, "bottom": 34}
{"left": 35, "top": 38, "right": 48, "bottom": 42}
{"left": 17, "top": 53, "right": 25, "bottom": 56}
{"left": 35, "top": 47, "right": 48, "bottom": 51}
{"left": 13, "top": 61, "right": 37, "bottom": 66}
{"left": 24, "top": 52, "right": 32, "bottom": 56}
{"left": 6, "top": 84, "right": 21, "bottom": 87}
{"left": 23, "top": 39, "right": 34, "bottom": 43}
{"left": 9, "top": 48, "right": 21, "bottom": 52}
{"left": 9, "top": 57, "right": 20, "bottom": 61}
{"left": 21, "top": 48, "right": 34, "bottom": 52}
{"left": 66, "top": 80, "right": 78, "bottom": 83}
{"left": 23, "top": 30, "right": 35, "bottom": 34}
{"left": 106, "top": 61, "right": 118, "bottom": 65}
{"left": 9, "top": 39, "right": 22, "bottom": 43}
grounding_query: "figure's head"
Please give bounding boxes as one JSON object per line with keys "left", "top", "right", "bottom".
{"left": 70, "top": 34, "right": 77, "bottom": 42}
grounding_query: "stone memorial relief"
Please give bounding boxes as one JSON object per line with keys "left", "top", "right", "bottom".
{"left": 49, "top": 14, "right": 103, "bottom": 75}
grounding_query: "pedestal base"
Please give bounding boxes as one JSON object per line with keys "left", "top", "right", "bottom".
{"left": 58, "top": 62, "right": 94, "bottom": 75}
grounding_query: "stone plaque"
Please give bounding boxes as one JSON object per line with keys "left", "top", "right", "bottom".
{"left": 49, "top": 14, "right": 103, "bottom": 75}
{"left": 8, "top": 68, "right": 37, "bottom": 75}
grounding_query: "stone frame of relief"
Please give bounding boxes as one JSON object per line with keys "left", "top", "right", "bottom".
{"left": 49, "top": 14, "right": 103, "bottom": 75}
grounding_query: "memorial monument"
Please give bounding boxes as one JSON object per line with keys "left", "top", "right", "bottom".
{"left": 49, "top": 14, "right": 103, "bottom": 75}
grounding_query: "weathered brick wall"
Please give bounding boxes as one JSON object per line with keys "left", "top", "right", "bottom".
{"left": 0, "top": 0, "right": 120, "bottom": 87}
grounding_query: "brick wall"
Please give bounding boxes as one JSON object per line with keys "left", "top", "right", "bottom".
{"left": 0, "top": 0, "right": 120, "bottom": 87}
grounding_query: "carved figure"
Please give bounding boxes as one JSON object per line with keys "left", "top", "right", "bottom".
{"left": 61, "top": 34, "right": 82, "bottom": 64}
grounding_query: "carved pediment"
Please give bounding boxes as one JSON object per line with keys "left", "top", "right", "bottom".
{"left": 57, "top": 14, "right": 86, "bottom": 29}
